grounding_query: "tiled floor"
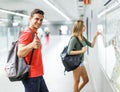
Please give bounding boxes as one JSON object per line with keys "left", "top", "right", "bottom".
{"left": 0, "top": 35, "right": 95, "bottom": 92}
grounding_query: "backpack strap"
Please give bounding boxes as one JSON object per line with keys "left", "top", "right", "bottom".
{"left": 64, "top": 69, "right": 66, "bottom": 75}
{"left": 68, "top": 36, "right": 83, "bottom": 47}
{"left": 29, "top": 49, "right": 34, "bottom": 65}
{"left": 74, "top": 36, "right": 83, "bottom": 47}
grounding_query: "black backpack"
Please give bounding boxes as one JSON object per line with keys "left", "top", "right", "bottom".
{"left": 60, "top": 36, "right": 83, "bottom": 73}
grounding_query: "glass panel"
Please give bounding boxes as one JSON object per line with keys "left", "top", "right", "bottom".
{"left": 0, "top": 26, "right": 20, "bottom": 62}
{"left": 97, "top": 6, "right": 120, "bottom": 92}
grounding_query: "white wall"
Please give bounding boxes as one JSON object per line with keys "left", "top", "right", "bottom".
{"left": 84, "top": 1, "right": 116, "bottom": 92}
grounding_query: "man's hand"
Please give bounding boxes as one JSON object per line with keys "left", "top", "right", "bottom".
{"left": 32, "top": 34, "right": 41, "bottom": 49}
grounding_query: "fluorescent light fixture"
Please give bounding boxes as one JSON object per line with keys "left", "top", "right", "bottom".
{"left": 0, "top": 9, "right": 29, "bottom": 18}
{"left": 97, "top": 1, "right": 119, "bottom": 18}
{"left": 0, "top": 8, "right": 47, "bottom": 22}
{"left": 43, "top": 0, "right": 70, "bottom": 21}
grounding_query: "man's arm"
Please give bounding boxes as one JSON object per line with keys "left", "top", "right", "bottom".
{"left": 17, "top": 34, "right": 41, "bottom": 57}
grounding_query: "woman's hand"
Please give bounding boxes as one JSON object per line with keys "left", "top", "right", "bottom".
{"left": 95, "top": 31, "right": 101, "bottom": 37}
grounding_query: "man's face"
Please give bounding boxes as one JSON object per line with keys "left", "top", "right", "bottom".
{"left": 30, "top": 14, "right": 44, "bottom": 29}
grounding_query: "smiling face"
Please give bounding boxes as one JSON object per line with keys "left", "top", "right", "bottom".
{"left": 29, "top": 13, "right": 44, "bottom": 30}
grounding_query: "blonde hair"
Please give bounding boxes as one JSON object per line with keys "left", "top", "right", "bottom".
{"left": 72, "top": 20, "right": 85, "bottom": 40}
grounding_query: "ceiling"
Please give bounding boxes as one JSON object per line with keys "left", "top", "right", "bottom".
{"left": 0, "top": 0, "right": 85, "bottom": 24}
{"left": 0, "top": 0, "right": 117, "bottom": 24}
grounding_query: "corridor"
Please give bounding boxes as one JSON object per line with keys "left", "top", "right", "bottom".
{"left": 0, "top": 35, "right": 95, "bottom": 92}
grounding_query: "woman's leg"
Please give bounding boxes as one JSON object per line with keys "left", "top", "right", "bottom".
{"left": 73, "top": 66, "right": 82, "bottom": 92}
{"left": 78, "top": 66, "right": 89, "bottom": 91}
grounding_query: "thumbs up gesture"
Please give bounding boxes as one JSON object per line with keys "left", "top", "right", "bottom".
{"left": 32, "top": 34, "right": 41, "bottom": 49}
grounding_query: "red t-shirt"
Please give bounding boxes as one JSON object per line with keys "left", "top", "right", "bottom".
{"left": 18, "top": 28, "right": 44, "bottom": 78}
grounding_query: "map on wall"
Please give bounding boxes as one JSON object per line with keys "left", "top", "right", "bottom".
{"left": 98, "top": 6, "right": 120, "bottom": 91}
{"left": 105, "top": 10, "right": 120, "bottom": 92}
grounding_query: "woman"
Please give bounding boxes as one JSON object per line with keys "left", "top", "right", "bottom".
{"left": 67, "top": 20, "right": 100, "bottom": 92}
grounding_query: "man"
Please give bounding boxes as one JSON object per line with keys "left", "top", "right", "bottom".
{"left": 17, "top": 9, "right": 49, "bottom": 92}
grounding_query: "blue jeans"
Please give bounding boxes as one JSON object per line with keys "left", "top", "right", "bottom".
{"left": 22, "top": 76, "right": 49, "bottom": 92}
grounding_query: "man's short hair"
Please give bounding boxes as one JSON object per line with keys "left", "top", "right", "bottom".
{"left": 30, "top": 9, "right": 44, "bottom": 17}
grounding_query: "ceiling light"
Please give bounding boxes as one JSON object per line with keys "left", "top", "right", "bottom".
{"left": 43, "top": 0, "right": 70, "bottom": 21}
{"left": 0, "top": 9, "right": 29, "bottom": 18}
{"left": 97, "top": 1, "right": 119, "bottom": 18}
{"left": 0, "top": 8, "right": 47, "bottom": 22}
